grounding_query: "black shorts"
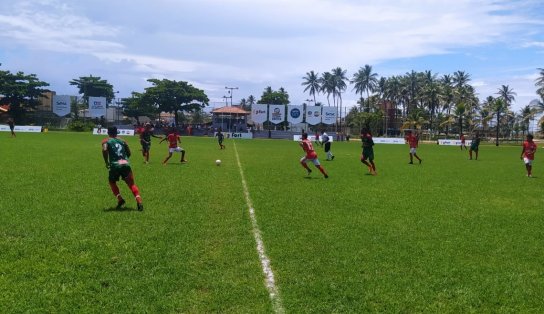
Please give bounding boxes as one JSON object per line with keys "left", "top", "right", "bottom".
{"left": 141, "top": 141, "right": 151, "bottom": 152}
{"left": 324, "top": 142, "right": 331, "bottom": 152}
{"left": 108, "top": 165, "right": 132, "bottom": 182}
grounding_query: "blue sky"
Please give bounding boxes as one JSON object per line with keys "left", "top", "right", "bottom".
{"left": 0, "top": 0, "right": 542, "bottom": 112}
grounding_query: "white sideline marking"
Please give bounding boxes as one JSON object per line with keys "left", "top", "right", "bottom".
{"left": 233, "top": 141, "right": 285, "bottom": 314}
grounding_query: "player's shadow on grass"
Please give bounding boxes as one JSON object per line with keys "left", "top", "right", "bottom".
{"left": 103, "top": 206, "right": 139, "bottom": 212}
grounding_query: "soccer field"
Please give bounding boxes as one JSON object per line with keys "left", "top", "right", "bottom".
{"left": 1, "top": 132, "right": 543, "bottom": 312}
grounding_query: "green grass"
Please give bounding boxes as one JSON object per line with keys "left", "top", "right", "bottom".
{"left": 1, "top": 132, "right": 543, "bottom": 312}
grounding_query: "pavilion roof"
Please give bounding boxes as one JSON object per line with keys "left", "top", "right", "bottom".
{"left": 211, "top": 106, "right": 249, "bottom": 115}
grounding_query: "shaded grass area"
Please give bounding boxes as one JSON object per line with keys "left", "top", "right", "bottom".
{"left": 1, "top": 133, "right": 543, "bottom": 312}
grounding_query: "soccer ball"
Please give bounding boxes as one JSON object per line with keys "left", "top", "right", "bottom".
{"left": 215, "top": 159, "right": 221, "bottom": 166}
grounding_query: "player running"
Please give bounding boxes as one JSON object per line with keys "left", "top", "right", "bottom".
{"left": 469, "top": 132, "right": 481, "bottom": 160}
{"left": 216, "top": 128, "right": 226, "bottom": 149}
{"left": 101, "top": 127, "right": 143, "bottom": 211}
{"left": 322, "top": 132, "right": 334, "bottom": 160}
{"left": 521, "top": 134, "right": 537, "bottom": 177}
{"left": 299, "top": 132, "right": 328, "bottom": 178}
{"left": 160, "top": 128, "right": 187, "bottom": 164}
{"left": 405, "top": 130, "right": 422, "bottom": 164}
{"left": 139, "top": 123, "right": 162, "bottom": 164}
{"left": 360, "top": 128, "right": 377, "bottom": 175}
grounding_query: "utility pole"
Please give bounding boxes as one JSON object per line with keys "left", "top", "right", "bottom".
{"left": 225, "top": 86, "right": 238, "bottom": 106}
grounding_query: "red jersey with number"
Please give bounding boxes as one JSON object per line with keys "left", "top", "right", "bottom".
{"left": 460, "top": 135, "right": 465, "bottom": 143}
{"left": 167, "top": 133, "right": 179, "bottom": 148}
{"left": 406, "top": 134, "right": 418, "bottom": 148}
{"left": 301, "top": 139, "right": 318, "bottom": 159}
{"left": 523, "top": 140, "right": 537, "bottom": 160}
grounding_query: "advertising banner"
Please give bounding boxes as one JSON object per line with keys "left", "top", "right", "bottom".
{"left": 0, "top": 125, "right": 42, "bottom": 132}
{"left": 321, "top": 106, "right": 337, "bottom": 125}
{"left": 373, "top": 137, "right": 406, "bottom": 144}
{"left": 93, "top": 128, "right": 135, "bottom": 136}
{"left": 268, "top": 105, "right": 285, "bottom": 124}
{"left": 88, "top": 96, "right": 107, "bottom": 118}
{"left": 438, "top": 139, "right": 473, "bottom": 146}
{"left": 287, "top": 105, "right": 303, "bottom": 124}
{"left": 251, "top": 104, "right": 268, "bottom": 124}
{"left": 52, "top": 95, "right": 71, "bottom": 117}
{"left": 305, "top": 106, "right": 322, "bottom": 125}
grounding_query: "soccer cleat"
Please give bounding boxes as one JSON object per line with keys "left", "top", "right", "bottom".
{"left": 409, "top": 161, "right": 413, "bottom": 164}
{"left": 137, "top": 203, "right": 144, "bottom": 211}
{"left": 331, "top": 155, "right": 335, "bottom": 160}
{"left": 306, "top": 169, "right": 312, "bottom": 176}
{"left": 116, "top": 199, "right": 126, "bottom": 210}
{"left": 324, "top": 174, "right": 329, "bottom": 179}
{"left": 419, "top": 159, "right": 422, "bottom": 164}
{"left": 180, "top": 159, "right": 188, "bottom": 163}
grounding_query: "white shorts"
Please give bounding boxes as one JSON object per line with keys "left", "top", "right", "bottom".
{"left": 300, "top": 156, "right": 320, "bottom": 166}
{"left": 410, "top": 148, "right": 417, "bottom": 154}
{"left": 523, "top": 157, "right": 533, "bottom": 166}
{"left": 169, "top": 147, "right": 184, "bottom": 153}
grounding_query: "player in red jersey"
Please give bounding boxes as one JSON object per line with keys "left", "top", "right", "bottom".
{"left": 520, "top": 134, "right": 537, "bottom": 177}
{"left": 460, "top": 133, "right": 467, "bottom": 150}
{"left": 405, "top": 130, "right": 422, "bottom": 164}
{"left": 159, "top": 128, "right": 187, "bottom": 164}
{"left": 299, "top": 132, "right": 328, "bottom": 178}
{"left": 101, "top": 127, "right": 143, "bottom": 211}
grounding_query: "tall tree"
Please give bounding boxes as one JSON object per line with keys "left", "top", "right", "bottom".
{"left": 319, "top": 72, "right": 334, "bottom": 106}
{"left": 257, "top": 86, "right": 290, "bottom": 105}
{"left": 0, "top": 68, "right": 50, "bottom": 122}
{"left": 122, "top": 92, "right": 158, "bottom": 125}
{"left": 142, "top": 79, "right": 209, "bottom": 126}
{"left": 351, "top": 65, "right": 378, "bottom": 112}
{"left": 69, "top": 75, "right": 115, "bottom": 105}
{"left": 301, "top": 70, "right": 320, "bottom": 104}
{"left": 535, "top": 68, "right": 544, "bottom": 102}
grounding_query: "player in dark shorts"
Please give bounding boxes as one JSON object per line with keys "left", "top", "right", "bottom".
{"left": 322, "top": 132, "right": 334, "bottom": 160}
{"left": 216, "top": 128, "right": 226, "bottom": 149}
{"left": 360, "top": 128, "right": 377, "bottom": 175}
{"left": 140, "top": 123, "right": 162, "bottom": 164}
{"left": 469, "top": 132, "right": 481, "bottom": 160}
{"left": 8, "top": 118, "right": 15, "bottom": 137}
{"left": 102, "top": 127, "right": 143, "bottom": 211}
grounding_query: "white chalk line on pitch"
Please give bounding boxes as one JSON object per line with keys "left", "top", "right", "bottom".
{"left": 233, "top": 141, "right": 285, "bottom": 314}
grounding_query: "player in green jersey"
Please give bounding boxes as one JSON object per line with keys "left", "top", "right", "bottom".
{"left": 102, "top": 127, "right": 144, "bottom": 211}
{"left": 140, "top": 123, "right": 162, "bottom": 164}
{"left": 360, "top": 128, "right": 377, "bottom": 175}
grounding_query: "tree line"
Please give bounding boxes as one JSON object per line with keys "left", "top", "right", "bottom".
{"left": 302, "top": 66, "right": 544, "bottom": 141}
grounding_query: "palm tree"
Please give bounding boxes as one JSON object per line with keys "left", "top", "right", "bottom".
{"left": 535, "top": 68, "right": 544, "bottom": 102}
{"left": 351, "top": 65, "right": 378, "bottom": 112}
{"left": 401, "top": 108, "right": 429, "bottom": 131}
{"left": 519, "top": 105, "right": 534, "bottom": 138}
{"left": 331, "top": 67, "right": 348, "bottom": 108}
{"left": 454, "top": 103, "right": 467, "bottom": 135}
{"left": 301, "top": 71, "right": 320, "bottom": 104}
{"left": 496, "top": 85, "right": 516, "bottom": 108}
{"left": 319, "top": 72, "right": 334, "bottom": 107}
{"left": 493, "top": 98, "right": 507, "bottom": 146}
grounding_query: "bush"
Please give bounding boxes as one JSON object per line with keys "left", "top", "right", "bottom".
{"left": 67, "top": 119, "right": 95, "bottom": 132}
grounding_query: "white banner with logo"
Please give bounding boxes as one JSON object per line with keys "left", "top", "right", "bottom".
{"left": 305, "top": 106, "right": 322, "bottom": 125}
{"left": 0, "top": 125, "right": 42, "bottom": 132}
{"left": 373, "top": 137, "right": 406, "bottom": 144}
{"left": 321, "top": 106, "right": 336, "bottom": 125}
{"left": 93, "top": 128, "right": 135, "bottom": 136}
{"left": 438, "top": 139, "right": 472, "bottom": 146}
{"left": 214, "top": 132, "right": 253, "bottom": 139}
{"left": 52, "top": 95, "right": 71, "bottom": 117}
{"left": 89, "top": 96, "right": 107, "bottom": 118}
{"left": 251, "top": 104, "right": 268, "bottom": 124}
{"left": 268, "top": 104, "right": 285, "bottom": 124}
{"left": 293, "top": 134, "right": 331, "bottom": 141}
{"left": 287, "top": 105, "right": 303, "bottom": 124}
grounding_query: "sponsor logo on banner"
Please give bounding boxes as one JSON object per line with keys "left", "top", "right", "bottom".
{"left": 438, "top": 139, "right": 472, "bottom": 146}
{"left": 287, "top": 105, "right": 303, "bottom": 124}
{"left": 0, "top": 125, "right": 42, "bottom": 132}
{"left": 321, "top": 107, "right": 336, "bottom": 125}
{"left": 93, "top": 128, "right": 135, "bottom": 136}
{"left": 305, "top": 106, "right": 321, "bottom": 125}
{"left": 52, "top": 95, "right": 71, "bottom": 117}
{"left": 89, "top": 96, "right": 107, "bottom": 118}
{"left": 268, "top": 105, "right": 285, "bottom": 124}
{"left": 251, "top": 104, "right": 268, "bottom": 123}
{"left": 373, "top": 137, "right": 406, "bottom": 144}
{"left": 290, "top": 108, "right": 300, "bottom": 118}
